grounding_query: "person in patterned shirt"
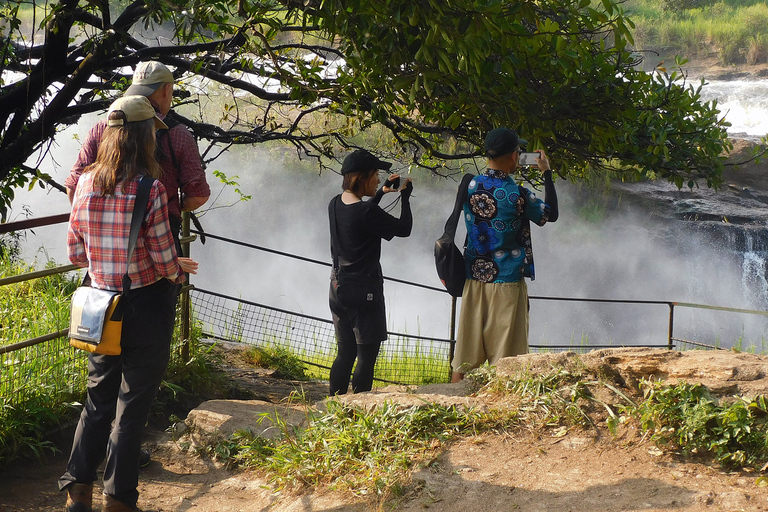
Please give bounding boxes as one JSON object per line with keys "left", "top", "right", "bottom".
{"left": 60, "top": 96, "right": 199, "bottom": 512}
{"left": 451, "top": 127, "right": 559, "bottom": 383}
{"left": 65, "top": 61, "right": 210, "bottom": 249}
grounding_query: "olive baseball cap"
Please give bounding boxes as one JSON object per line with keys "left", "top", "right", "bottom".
{"left": 107, "top": 95, "right": 168, "bottom": 130}
{"left": 125, "top": 61, "right": 174, "bottom": 97}
{"left": 484, "top": 127, "right": 527, "bottom": 158}
{"left": 341, "top": 149, "right": 393, "bottom": 175}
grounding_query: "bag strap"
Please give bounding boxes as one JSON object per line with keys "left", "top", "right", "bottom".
{"left": 329, "top": 196, "right": 341, "bottom": 271}
{"left": 121, "top": 175, "right": 154, "bottom": 294}
{"left": 443, "top": 174, "right": 474, "bottom": 239}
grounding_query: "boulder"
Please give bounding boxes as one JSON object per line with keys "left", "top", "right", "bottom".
{"left": 496, "top": 347, "right": 768, "bottom": 398}
{"left": 185, "top": 399, "right": 316, "bottom": 443}
{"left": 320, "top": 381, "right": 481, "bottom": 413}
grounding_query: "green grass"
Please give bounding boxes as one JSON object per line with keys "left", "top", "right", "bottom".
{"left": 215, "top": 399, "right": 509, "bottom": 501}
{"left": 243, "top": 344, "right": 312, "bottom": 381}
{"left": 0, "top": 252, "right": 84, "bottom": 466}
{"left": 0, "top": 250, "right": 227, "bottom": 466}
{"left": 0, "top": 256, "right": 80, "bottom": 347}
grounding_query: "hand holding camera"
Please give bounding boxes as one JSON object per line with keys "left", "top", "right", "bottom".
{"left": 400, "top": 178, "right": 413, "bottom": 198}
{"left": 385, "top": 174, "right": 410, "bottom": 191}
{"left": 383, "top": 174, "right": 399, "bottom": 191}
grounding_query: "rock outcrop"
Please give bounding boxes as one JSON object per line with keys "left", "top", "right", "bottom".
{"left": 184, "top": 348, "right": 768, "bottom": 440}
{"left": 496, "top": 347, "right": 768, "bottom": 398}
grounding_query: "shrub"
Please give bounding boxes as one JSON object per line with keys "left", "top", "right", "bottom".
{"left": 662, "top": 0, "right": 717, "bottom": 14}
{"left": 244, "top": 344, "right": 310, "bottom": 381}
{"left": 746, "top": 34, "right": 768, "bottom": 65}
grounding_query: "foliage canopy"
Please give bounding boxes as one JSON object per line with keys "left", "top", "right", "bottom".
{"left": 0, "top": 0, "right": 731, "bottom": 219}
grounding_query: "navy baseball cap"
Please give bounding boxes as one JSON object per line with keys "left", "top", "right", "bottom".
{"left": 484, "top": 127, "right": 528, "bottom": 158}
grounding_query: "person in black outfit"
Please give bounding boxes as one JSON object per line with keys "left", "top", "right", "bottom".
{"left": 328, "top": 149, "right": 413, "bottom": 395}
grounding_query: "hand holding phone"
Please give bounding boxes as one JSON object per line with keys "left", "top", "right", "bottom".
{"left": 518, "top": 152, "right": 540, "bottom": 167}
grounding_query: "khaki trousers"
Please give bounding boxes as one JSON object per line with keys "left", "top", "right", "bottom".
{"left": 452, "top": 279, "right": 529, "bottom": 373}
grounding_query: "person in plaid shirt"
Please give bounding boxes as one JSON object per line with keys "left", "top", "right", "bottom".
{"left": 59, "top": 96, "right": 199, "bottom": 512}
{"left": 65, "top": 60, "right": 208, "bottom": 473}
{"left": 65, "top": 61, "right": 210, "bottom": 247}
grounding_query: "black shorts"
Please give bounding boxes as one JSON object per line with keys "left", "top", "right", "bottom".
{"left": 329, "top": 280, "right": 387, "bottom": 344}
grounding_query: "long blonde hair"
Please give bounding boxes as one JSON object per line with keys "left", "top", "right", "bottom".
{"left": 85, "top": 112, "right": 161, "bottom": 195}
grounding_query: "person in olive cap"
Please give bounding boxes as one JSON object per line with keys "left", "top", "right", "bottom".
{"left": 65, "top": 61, "right": 210, "bottom": 247}
{"left": 451, "top": 127, "right": 559, "bottom": 382}
{"left": 328, "top": 149, "right": 414, "bottom": 394}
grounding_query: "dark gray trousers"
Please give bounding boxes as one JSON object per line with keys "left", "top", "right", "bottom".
{"left": 59, "top": 278, "right": 177, "bottom": 508}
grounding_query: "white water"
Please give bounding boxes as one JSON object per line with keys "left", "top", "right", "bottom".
{"left": 699, "top": 80, "right": 768, "bottom": 139}
{"left": 9, "top": 80, "right": 768, "bottom": 350}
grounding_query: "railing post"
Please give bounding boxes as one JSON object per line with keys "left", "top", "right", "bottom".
{"left": 668, "top": 302, "right": 675, "bottom": 350}
{"left": 180, "top": 211, "right": 191, "bottom": 362}
{"left": 448, "top": 295, "right": 457, "bottom": 381}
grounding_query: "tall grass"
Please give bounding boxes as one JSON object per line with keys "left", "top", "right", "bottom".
{"left": 0, "top": 252, "right": 83, "bottom": 466}
{"left": 627, "top": 0, "right": 768, "bottom": 66}
{"left": 0, "top": 251, "right": 223, "bottom": 466}
{"left": 220, "top": 400, "right": 506, "bottom": 501}
{"left": 0, "top": 256, "right": 80, "bottom": 347}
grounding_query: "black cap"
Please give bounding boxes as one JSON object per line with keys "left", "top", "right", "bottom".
{"left": 484, "top": 127, "right": 528, "bottom": 158}
{"left": 341, "top": 149, "right": 392, "bottom": 175}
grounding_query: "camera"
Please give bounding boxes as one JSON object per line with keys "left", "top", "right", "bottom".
{"left": 518, "top": 152, "right": 540, "bottom": 166}
{"left": 389, "top": 176, "right": 400, "bottom": 189}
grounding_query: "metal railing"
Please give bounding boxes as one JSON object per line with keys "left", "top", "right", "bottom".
{"left": 3, "top": 213, "right": 768, "bottom": 407}
{"left": 0, "top": 213, "right": 195, "bottom": 411}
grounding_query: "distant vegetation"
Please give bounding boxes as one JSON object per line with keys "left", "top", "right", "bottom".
{"left": 627, "top": 0, "right": 768, "bottom": 66}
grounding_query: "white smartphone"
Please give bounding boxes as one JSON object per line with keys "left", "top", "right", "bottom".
{"left": 518, "top": 152, "right": 540, "bottom": 166}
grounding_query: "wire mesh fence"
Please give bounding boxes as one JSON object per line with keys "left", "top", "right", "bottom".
{"left": 1, "top": 306, "right": 190, "bottom": 414}
{"left": 191, "top": 288, "right": 453, "bottom": 385}
{"left": 1, "top": 337, "right": 88, "bottom": 412}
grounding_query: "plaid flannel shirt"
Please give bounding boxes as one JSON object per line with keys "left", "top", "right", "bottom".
{"left": 68, "top": 173, "right": 184, "bottom": 291}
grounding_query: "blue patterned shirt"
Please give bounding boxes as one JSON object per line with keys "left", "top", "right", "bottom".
{"left": 463, "top": 169, "right": 551, "bottom": 283}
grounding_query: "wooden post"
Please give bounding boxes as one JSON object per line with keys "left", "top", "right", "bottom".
{"left": 180, "top": 211, "right": 191, "bottom": 362}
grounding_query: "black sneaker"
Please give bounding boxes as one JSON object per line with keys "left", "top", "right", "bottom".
{"left": 138, "top": 448, "right": 151, "bottom": 469}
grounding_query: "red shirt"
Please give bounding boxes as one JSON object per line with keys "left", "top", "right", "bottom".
{"left": 65, "top": 117, "right": 210, "bottom": 219}
{"left": 68, "top": 173, "right": 184, "bottom": 291}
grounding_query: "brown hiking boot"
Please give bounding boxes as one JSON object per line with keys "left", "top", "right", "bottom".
{"left": 102, "top": 494, "right": 142, "bottom": 512}
{"left": 65, "top": 483, "right": 93, "bottom": 512}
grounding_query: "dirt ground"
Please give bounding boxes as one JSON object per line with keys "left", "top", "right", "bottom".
{"left": 5, "top": 424, "right": 768, "bottom": 512}
{"left": 3, "top": 350, "right": 768, "bottom": 512}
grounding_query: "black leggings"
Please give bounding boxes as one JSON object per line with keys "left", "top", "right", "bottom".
{"left": 329, "top": 341, "right": 382, "bottom": 395}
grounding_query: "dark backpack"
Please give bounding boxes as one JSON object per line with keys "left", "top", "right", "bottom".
{"left": 434, "top": 174, "right": 474, "bottom": 297}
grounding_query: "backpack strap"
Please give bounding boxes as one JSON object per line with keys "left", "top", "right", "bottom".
{"left": 329, "top": 196, "right": 341, "bottom": 271}
{"left": 444, "top": 174, "right": 474, "bottom": 240}
{"left": 155, "top": 111, "right": 181, "bottom": 169}
{"left": 109, "top": 175, "right": 153, "bottom": 322}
